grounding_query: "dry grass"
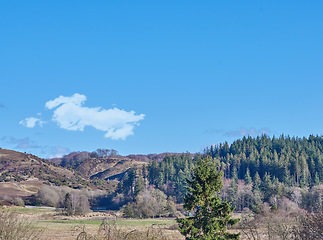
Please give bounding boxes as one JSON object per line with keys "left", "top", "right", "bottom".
{"left": 3, "top": 207, "right": 184, "bottom": 240}
{"left": 0, "top": 211, "right": 42, "bottom": 239}
{"left": 75, "top": 219, "right": 170, "bottom": 240}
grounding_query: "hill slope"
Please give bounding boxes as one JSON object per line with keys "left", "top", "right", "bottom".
{"left": 0, "top": 148, "right": 88, "bottom": 189}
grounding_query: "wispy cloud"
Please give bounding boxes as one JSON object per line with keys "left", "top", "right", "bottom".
{"left": 19, "top": 117, "right": 45, "bottom": 128}
{"left": 224, "top": 127, "right": 270, "bottom": 137}
{"left": 45, "top": 93, "right": 145, "bottom": 140}
{"left": 41, "top": 146, "right": 70, "bottom": 159}
{"left": 0, "top": 136, "right": 69, "bottom": 158}
{"left": 0, "top": 136, "right": 40, "bottom": 149}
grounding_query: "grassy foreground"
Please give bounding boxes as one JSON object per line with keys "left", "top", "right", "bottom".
{"left": 2, "top": 207, "right": 184, "bottom": 240}
{"left": 38, "top": 219, "right": 183, "bottom": 240}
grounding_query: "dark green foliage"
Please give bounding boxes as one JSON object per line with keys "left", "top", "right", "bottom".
{"left": 177, "top": 157, "right": 240, "bottom": 240}
{"left": 253, "top": 172, "right": 261, "bottom": 192}
{"left": 204, "top": 135, "right": 323, "bottom": 187}
{"left": 64, "top": 193, "right": 73, "bottom": 216}
{"left": 116, "top": 167, "right": 137, "bottom": 199}
{"left": 140, "top": 136, "right": 323, "bottom": 213}
{"left": 147, "top": 153, "right": 194, "bottom": 202}
{"left": 123, "top": 202, "right": 135, "bottom": 218}
{"left": 244, "top": 168, "right": 252, "bottom": 185}
{"left": 134, "top": 175, "right": 145, "bottom": 197}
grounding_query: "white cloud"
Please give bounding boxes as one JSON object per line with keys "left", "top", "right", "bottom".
{"left": 19, "top": 117, "right": 45, "bottom": 128}
{"left": 45, "top": 93, "right": 145, "bottom": 140}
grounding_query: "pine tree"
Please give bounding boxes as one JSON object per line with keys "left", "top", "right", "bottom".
{"left": 63, "top": 193, "right": 73, "bottom": 216}
{"left": 244, "top": 168, "right": 252, "bottom": 185}
{"left": 313, "top": 172, "right": 320, "bottom": 186}
{"left": 253, "top": 172, "right": 261, "bottom": 192}
{"left": 134, "top": 175, "right": 145, "bottom": 197}
{"left": 148, "top": 159, "right": 159, "bottom": 186}
{"left": 177, "top": 156, "right": 240, "bottom": 240}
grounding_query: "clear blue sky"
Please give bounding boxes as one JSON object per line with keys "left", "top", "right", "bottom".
{"left": 1, "top": 1, "right": 323, "bottom": 158}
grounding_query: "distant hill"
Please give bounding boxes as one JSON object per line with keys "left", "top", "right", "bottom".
{"left": 76, "top": 157, "right": 145, "bottom": 180}
{"left": 127, "top": 152, "right": 191, "bottom": 162}
{"left": 50, "top": 151, "right": 189, "bottom": 181}
{"left": 0, "top": 148, "right": 181, "bottom": 198}
{"left": 0, "top": 148, "right": 89, "bottom": 189}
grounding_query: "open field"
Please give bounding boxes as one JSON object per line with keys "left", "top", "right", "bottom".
{"left": 2, "top": 206, "right": 185, "bottom": 240}
{"left": 37, "top": 219, "right": 184, "bottom": 240}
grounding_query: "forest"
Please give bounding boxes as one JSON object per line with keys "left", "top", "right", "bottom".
{"left": 1, "top": 135, "right": 323, "bottom": 239}
{"left": 117, "top": 135, "right": 322, "bottom": 216}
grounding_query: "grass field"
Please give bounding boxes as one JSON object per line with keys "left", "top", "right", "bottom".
{"left": 2, "top": 207, "right": 184, "bottom": 240}
{"left": 2, "top": 206, "right": 243, "bottom": 239}
{"left": 42, "top": 218, "right": 177, "bottom": 226}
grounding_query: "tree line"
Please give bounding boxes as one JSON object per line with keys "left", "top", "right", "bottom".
{"left": 204, "top": 134, "right": 322, "bottom": 188}
{"left": 116, "top": 135, "right": 322, "bottom": 215}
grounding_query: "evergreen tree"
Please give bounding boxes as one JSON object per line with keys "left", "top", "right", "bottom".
{"left": 63, "top": 193, "right": 73, "bottom": 216}
{"left": 134, "top": 175, "right": 145, "bottom": 197}
{"left": 177, "top": 157, "right": 240, "bottom": 240}
{"left": 244, "top": 168, "right": 252, "bottom": 185}
{"left": 148, "top": 159, "right": 159, "bottom": 186}
{"left": 313, "top": 172, "right": 320, "bottom": 186}
{"left": 253, "top": 171, "right": 261, "bottom": 192}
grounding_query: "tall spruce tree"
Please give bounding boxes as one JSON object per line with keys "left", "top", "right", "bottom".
{"left": 244, "top": 168, "right": 252, "bottom": 185}
{"left": 177, "top": 156, "right": 240, "bottom": 240}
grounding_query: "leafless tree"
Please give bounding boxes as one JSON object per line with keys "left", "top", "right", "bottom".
{"left": 294, "top": 211, "right": 323, "bottom": 240}
{"left": 37, "top": 185, "right": 60, "bottom": 207}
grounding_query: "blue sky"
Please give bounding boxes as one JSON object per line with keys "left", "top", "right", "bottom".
{"left": 1, "top": 1, "right": 323, "bottom": 158}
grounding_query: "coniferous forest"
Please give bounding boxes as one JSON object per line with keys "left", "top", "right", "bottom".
{"left": 1, "top": 135, "right": 323, "bottom": 239}
{"left": 117, "top": 135, "right": 323, "bottom": 216}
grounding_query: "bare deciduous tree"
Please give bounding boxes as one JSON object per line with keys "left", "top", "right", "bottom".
{"left": 294, "top": 212, "right": 323, "bottom": 240}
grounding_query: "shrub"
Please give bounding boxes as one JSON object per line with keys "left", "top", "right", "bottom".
{"left": 37, "top": 185, "right": 60, "bottom": 207}
{"left": 0, "top": 211, "right": 41, "bottom": 239}
{"left": 122, "top": 187, "right": 175, "bottom": 218}
{"left": 76, "top": 219, "right": 168, "bottom": 240}
{"left": 63, "top": 191, "right": 91, "bottom": 216}
{"left": 14, "top": 197, "right": 25, "bottom": 207}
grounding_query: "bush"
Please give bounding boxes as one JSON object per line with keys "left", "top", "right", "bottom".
{"left": 63, "top": 192, "right": 91, "bottom": 216}
{"left": 14, "top": 197, "right": 25, "bottom": 207}
{"left": 238, "top": 209, "right": 301, "bottom": 240}
{"left": 122, "top": 187, "right": 175, "bottom": 218}
{"left": 76, "top": 219, "right": 168, "bottom": 240}
{"left": 37, "top": 185, "right": 61, "bottom": 207}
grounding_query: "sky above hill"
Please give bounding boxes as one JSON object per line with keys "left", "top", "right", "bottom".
{"left": 1, "top": 1, "right": 323, "bottom": 158}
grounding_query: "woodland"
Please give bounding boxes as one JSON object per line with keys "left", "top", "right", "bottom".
{"left": 1, "top": 134, "right": 323, "bottom": 239}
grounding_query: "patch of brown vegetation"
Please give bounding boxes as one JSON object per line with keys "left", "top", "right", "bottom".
{"left": 0, "top": 148, "right": 93, "bottom": 192}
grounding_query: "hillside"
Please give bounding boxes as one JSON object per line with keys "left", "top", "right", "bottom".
{"left": 0, "top": 148, "right": 156, "bottom": 196}
{"left": 51, "top": 150, "right": 187, "bottom": 181}
{"left": 76, "top": 157, "right": 146, "bottom": 180}
{"left": 0, "top": 148, "right": 90, "bottom": 192}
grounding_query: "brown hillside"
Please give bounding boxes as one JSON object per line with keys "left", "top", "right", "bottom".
{"left": 76, "top": 157, "right": 146, "bottom": 180}
{"left": 0, "top": 148, "right": 89, "bottom": 189}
